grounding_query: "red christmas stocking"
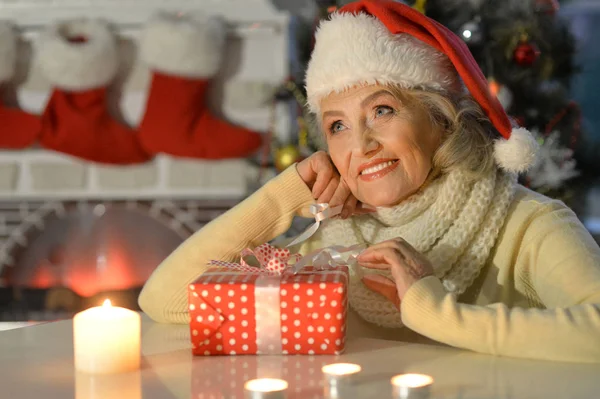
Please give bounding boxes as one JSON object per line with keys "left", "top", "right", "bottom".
{"left": 138, "top": 13, "right": 263, "bottom": 159}
{"left": 0, "top": 22, "right": 41, "bottom": 149}
{"left": 37, "top": 19, "right": 150, "bottom": 164}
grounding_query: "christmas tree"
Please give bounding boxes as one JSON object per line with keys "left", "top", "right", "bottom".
{"left": 411, "top": 0, "right": 588, "bottom": 199}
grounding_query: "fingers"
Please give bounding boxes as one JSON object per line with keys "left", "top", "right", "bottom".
{"left": 330, "top": 179, "right": 357, "bottom": 220}
{"left": 329, "top": 178, "right": 350, "bottom": 205}
{"left": 357, "top": 247, "right": 403, "bottom": 268}
{"left": 341, "top": 195, "right": 358, "bottom": 219}
{"left": 301, "top": 152, "right": 377, "bottom": 221}
{"left": 317, "top": 176, "right": 339, "bottom": 204}
{"left": 361, "top": 274, "right": 400, "bottom": 309}
{"left": 359, "top": 239, "right": 435, "bottom": 286}
{"left": 363, "top": 237, "right": 417, "bottom": 258}
{"left": 312, "top": 161, "right": 334, "bottom": 199}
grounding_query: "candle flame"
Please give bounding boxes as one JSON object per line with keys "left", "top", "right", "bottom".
{"left": 103, "top": 299, "right": 112, "bottom": 308}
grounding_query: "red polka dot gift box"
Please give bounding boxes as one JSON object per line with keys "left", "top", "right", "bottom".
{"left": 187, "top": 244, "right": 350, "bottom": 356}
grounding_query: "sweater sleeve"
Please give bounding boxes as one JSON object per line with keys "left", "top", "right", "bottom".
{"left": 138, "top": 165, "right": 315, "bottom": 324}
{"left": 401, "top": 203, "right": 600, "bottom": 363}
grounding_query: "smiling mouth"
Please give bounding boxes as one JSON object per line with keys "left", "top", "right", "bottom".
{"left": 359, "top": 159, "right": 400, "bottom": 182}
{"left": 360, "top": 160, "right": 398, "bottom": 175}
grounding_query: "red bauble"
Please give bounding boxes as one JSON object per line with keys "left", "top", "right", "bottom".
{"left": 535, "top": 0, "right": 560, "bottom": 15}
{"left": 514, "top": 41, "right": 541, "bottom": 66}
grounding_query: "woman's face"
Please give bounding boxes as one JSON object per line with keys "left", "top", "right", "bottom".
{"left": 320, "top": 85, "right": 441, "bottom": 207}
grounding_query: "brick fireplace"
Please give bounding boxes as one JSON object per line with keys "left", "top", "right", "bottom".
{"left": 0, "top": 195, "right": 241, "bottom": 321}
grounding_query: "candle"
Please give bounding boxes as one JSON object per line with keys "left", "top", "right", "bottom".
{"left": 391, "top": 374, "right": 433, "bottom": 399}
{"left": 73, "top": 299, "right": 141, "bottom": 374}
{"left": 322, "top": 363, "right": 362, "bottom": 398}
{"left": 244, "top": 378, "right": 288, "bottom": 399}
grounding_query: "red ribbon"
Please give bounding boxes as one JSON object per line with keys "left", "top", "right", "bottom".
{"left": 208, "top": 243, "right": 302, "bottom": 275}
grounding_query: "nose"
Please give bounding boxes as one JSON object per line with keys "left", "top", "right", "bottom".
{"left": 359, "top": 127, "right": 381, "bottom": 156}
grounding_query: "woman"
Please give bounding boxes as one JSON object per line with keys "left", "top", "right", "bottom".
{"left": 139, "top": 0, "right": 600, "bottom": 363}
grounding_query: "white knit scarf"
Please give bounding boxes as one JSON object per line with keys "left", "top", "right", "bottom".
{"left": 312, "top": 167, "right": 517, "bottom": 328}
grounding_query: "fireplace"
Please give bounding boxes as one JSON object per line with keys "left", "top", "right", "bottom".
{"left": 0, "top": 199, "right": 238, "bottom": 321}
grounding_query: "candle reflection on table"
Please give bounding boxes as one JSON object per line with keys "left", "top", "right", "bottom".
{"left": 391, "top": 373, "right": 433, "bottom": 399}
{"left": 322, "top": 363, "right": 362, "bottom": 398}
{"left": 244, "top": 378, "right": 288, "bottom": 399}
{"left": 75, "top": 370, "right": 141, "bottom": 399}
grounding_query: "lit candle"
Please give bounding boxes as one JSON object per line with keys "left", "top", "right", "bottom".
{"left": 73, "top": 299, "right": 141, "bottom": 374}
{"left": 322, "top": 363, "right": 362, "bottom": 398}
{"left": 244, "top": 378, "right": 288, "bottom": 399}
{"left": 391, "top": 374, "right": 433, "bottom": 399}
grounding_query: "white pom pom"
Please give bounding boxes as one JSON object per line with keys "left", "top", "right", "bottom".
{"left": 494, "top": 127, "right": 539, "bottom": 173}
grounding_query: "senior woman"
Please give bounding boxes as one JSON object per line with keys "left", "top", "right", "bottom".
{"left": 139, "top": 0, "right": 600, "bottom": 363}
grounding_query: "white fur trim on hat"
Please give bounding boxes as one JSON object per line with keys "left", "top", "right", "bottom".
{"left": 140, "top": 12, "right": 226, "bottom": 78}
{"left": 36, "top": 19, "right": 119, "bottom": 90}
{"left": 494, "top": 127, "right": 539, "bottom": 173}
{"left": 305, "top": 12, "right": 461, "bottom": 114}
{"left": 0, "top": 21, "right": 17, "bottom": 82}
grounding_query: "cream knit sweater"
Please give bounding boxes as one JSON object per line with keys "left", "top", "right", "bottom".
{"left": 139, "top": 166, "right": 600, "bottom": 363}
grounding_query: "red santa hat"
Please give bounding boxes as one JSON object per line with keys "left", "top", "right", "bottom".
{"left": 305, "top": 0, "right": 538, "bottom": 173}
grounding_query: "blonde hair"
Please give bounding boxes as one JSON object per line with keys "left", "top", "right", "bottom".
{"left": 386, "top": 85, "right": 496, "bottom": 180}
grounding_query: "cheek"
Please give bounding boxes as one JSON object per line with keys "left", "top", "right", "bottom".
{"left": 326, "top": 140, "right": 352, "bottom": 177}
{"left": 386, "top": 124, "right": 436, "bottom": 174}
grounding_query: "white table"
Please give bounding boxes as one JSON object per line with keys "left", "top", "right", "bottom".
{"left": 1, "top": 314, "right": 598, "bottom": 398}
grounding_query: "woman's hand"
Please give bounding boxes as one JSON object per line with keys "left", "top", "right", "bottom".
{"left": 296, "top": 151, "right": 372, "bottom": 218}
{"left": 358, "top": 238, "right": 434, "bottom": 309}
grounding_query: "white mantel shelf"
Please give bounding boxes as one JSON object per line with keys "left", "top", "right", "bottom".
{"left": 0, "top": 314, "right": 599, "bottom": 398}
{"left": 0, "top": 149, "right": 256, "bottom": 200}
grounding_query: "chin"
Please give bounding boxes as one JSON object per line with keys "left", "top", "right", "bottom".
{"left": 361, "top": 190, "right": 406, "bottom": 208}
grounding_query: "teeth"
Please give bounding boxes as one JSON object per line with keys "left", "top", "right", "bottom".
{"left": 360, "top": 160, "right": 396, "bottom": 175}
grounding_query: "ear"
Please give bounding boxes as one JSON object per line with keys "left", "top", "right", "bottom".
{"left": 362, "top": 274, "right": 400, "bottom": 310}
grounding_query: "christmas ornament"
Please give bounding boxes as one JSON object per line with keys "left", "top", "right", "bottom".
{"left": 37, "top": 19, "right": 150, "bottom": 164}
{"left": 460, "top": 19, "right": 483, "bottom": 45}
{"left": 535, "top": 0, "right": 559, "bottom": 16}
{"left": 138, "top": 13, "right": 263, "bottom": 159}
{"left": 260, "top": 80, "right": 320, "bottom": 181}
{"left": 488, "top": 78, "right": 513, "bottom": 110}
{"left": 274, "top": 144, "right": 303, "bottom": 172}
{"left": 0, "top": 21, "right": 41, "bottom": 149}
{"left": 413, "top": 0, "right": 427, "bottom": 14}
{"left": 513, "top": 40, "right": 541, "bottom": 66}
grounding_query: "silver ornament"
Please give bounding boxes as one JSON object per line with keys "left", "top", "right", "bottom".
{"left": 460, "top": 19, "right": 483, "bottom": 45}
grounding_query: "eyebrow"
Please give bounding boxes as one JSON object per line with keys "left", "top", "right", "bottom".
{"left": 322, "top": 109, "right": 345, "bottom": 119}
{"left": 360, "top": 89, "right": 394, "bottom": 108}
{"left": 321, "top": 90, "right": 394, "bottom": 119}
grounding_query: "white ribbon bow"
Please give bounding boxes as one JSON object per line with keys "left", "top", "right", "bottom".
{"left": 285, "top": 203, "right": 343, "bottom": 248}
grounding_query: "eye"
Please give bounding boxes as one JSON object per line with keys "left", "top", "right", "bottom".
{"left": 374, "top": 105, "right": 394, "bottom": 117}
{"left": 328, "top": 120, "right": 346, "bottom": 135}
